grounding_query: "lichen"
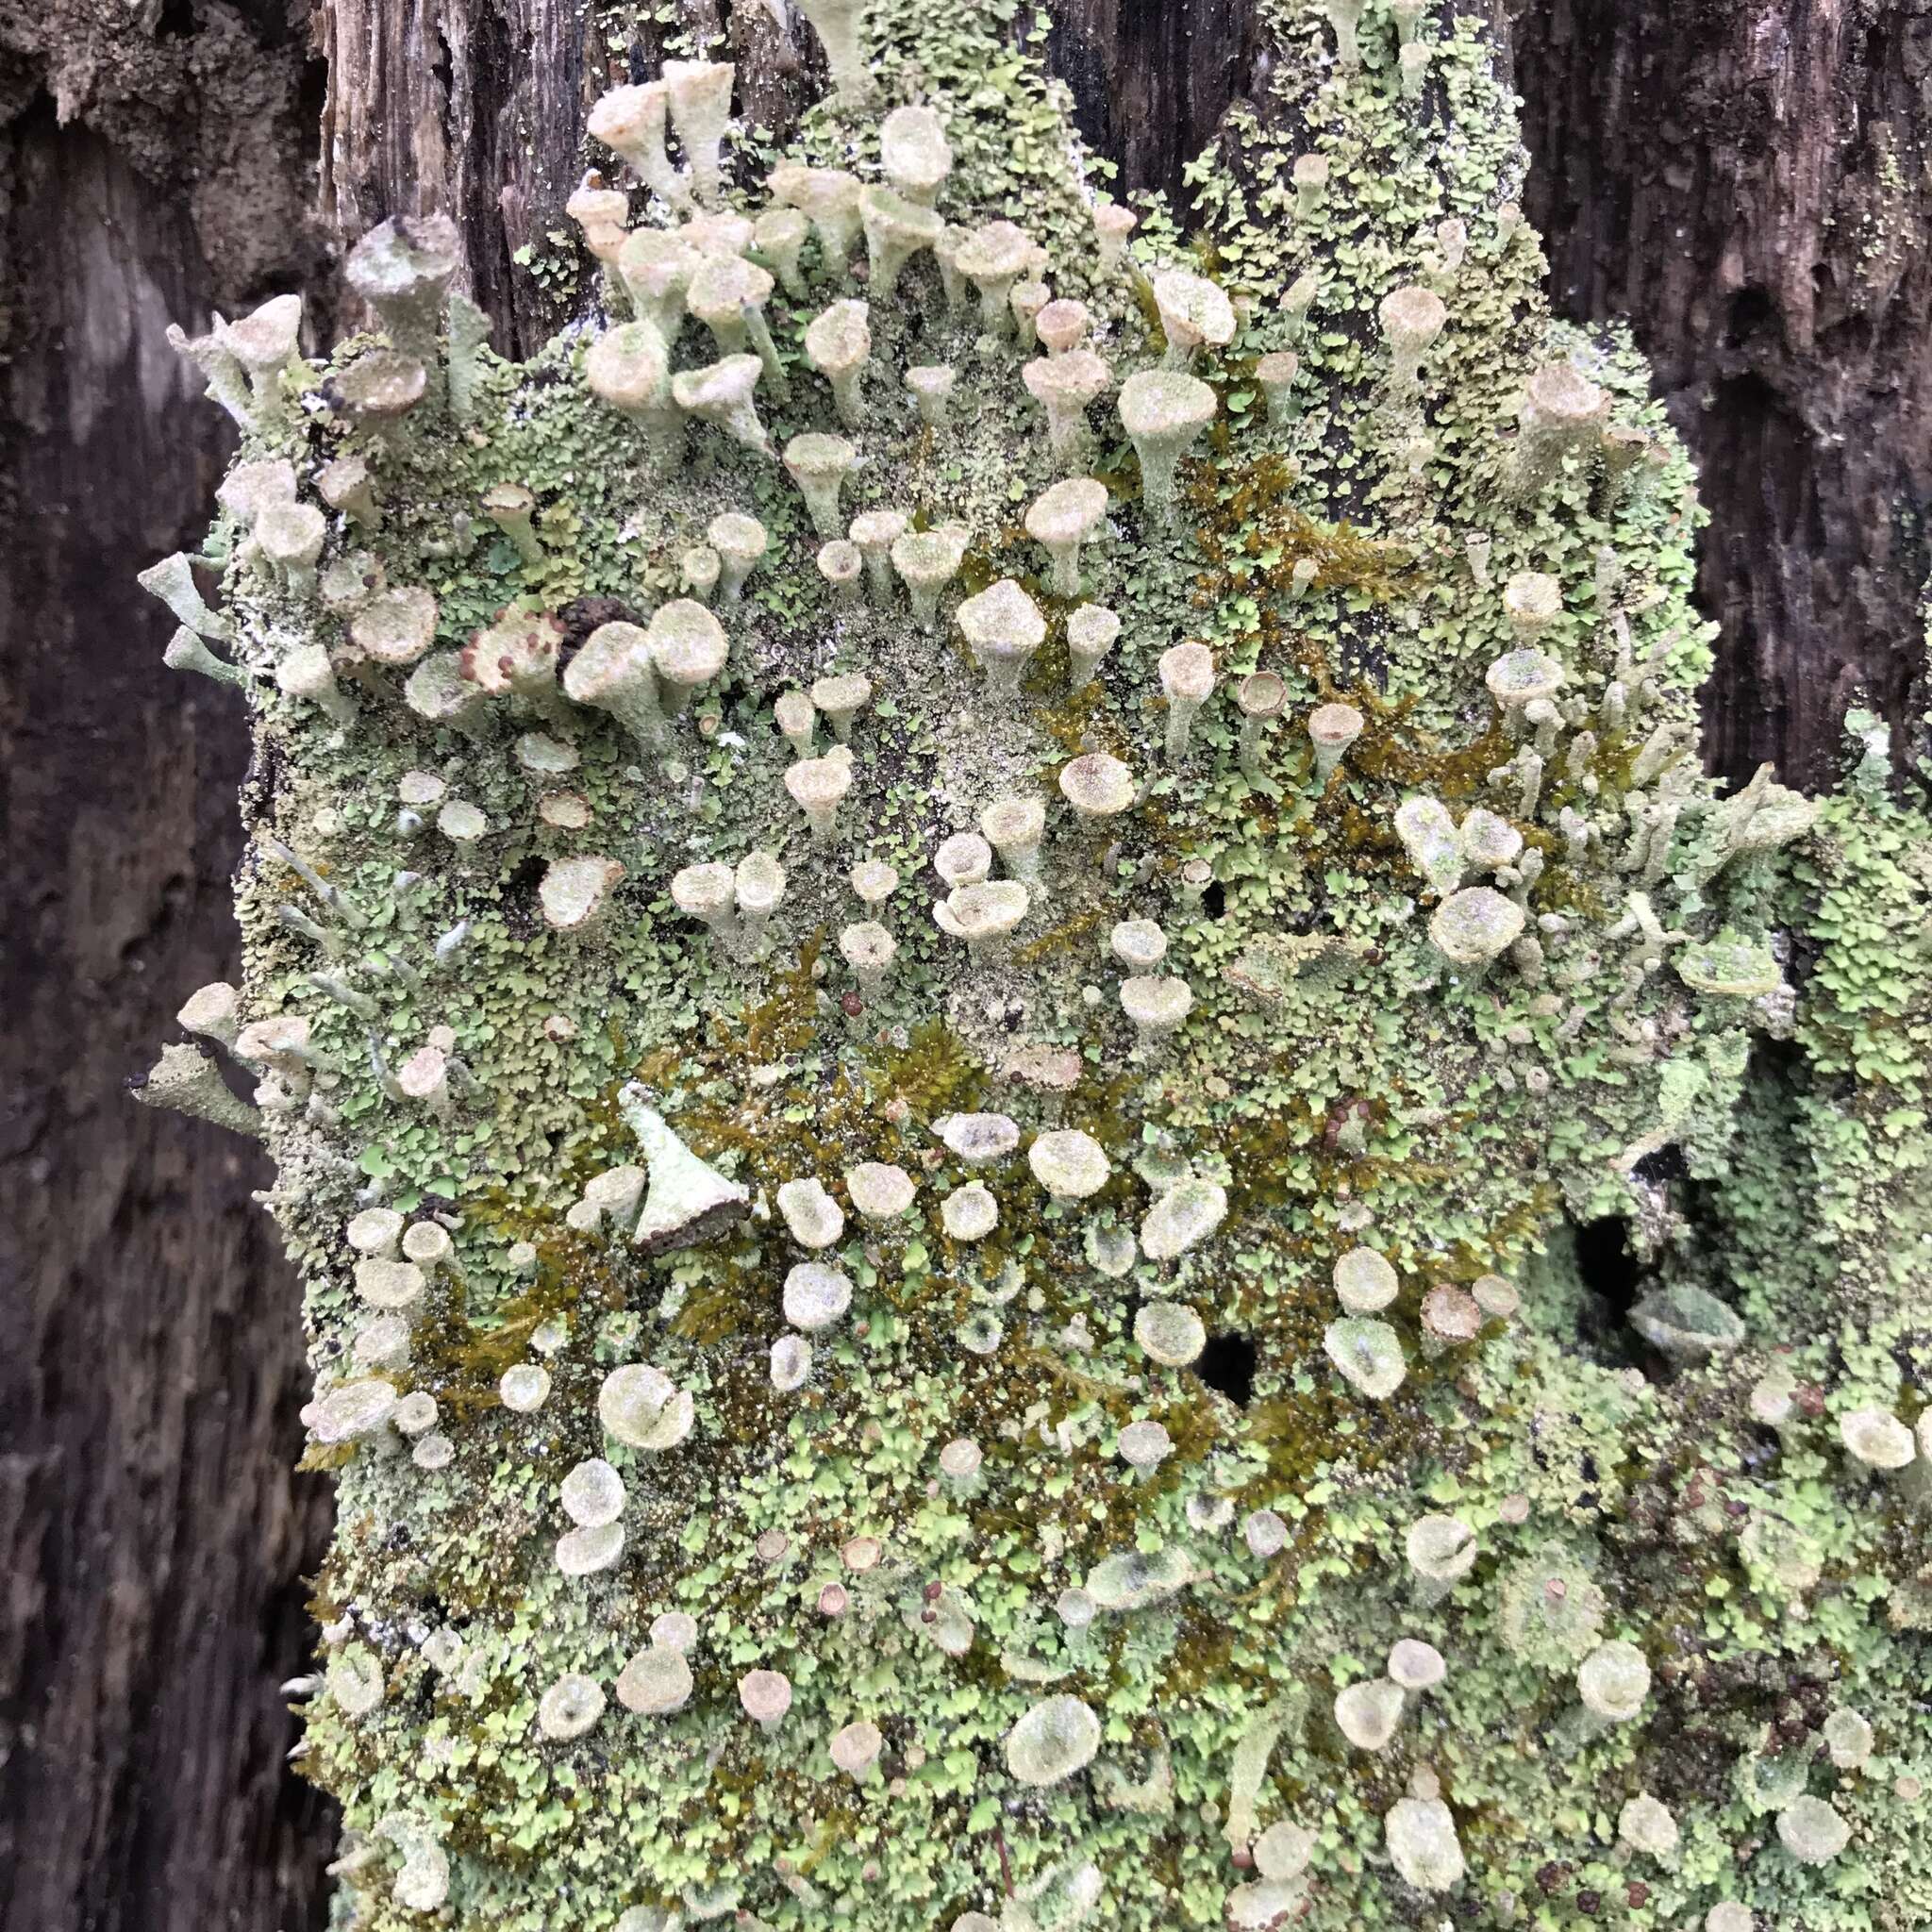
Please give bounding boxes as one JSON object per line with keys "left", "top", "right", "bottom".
{"left": 138, "top": 0, "right": 1932, "bottom": 1926}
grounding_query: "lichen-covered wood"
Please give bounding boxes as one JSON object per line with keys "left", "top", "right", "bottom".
{"left": 128, "top": 0, "right": 1932, "bottom": 1925}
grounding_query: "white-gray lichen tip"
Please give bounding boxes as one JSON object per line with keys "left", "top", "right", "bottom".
{"left": 217, "top": 456, "right": 297, "bottom": 523}
{"left": 1334, "top": 1244, "right": 1398, "bottom": 1312}
{"left": 1023, "top": 350, "right": 1113, "bottom": 461}
{"left": 841, "top": 1157, "right": 916, "bottom": 1224}
{"left": 1335, "top": 1676, "right": 1405, "bottom": 1751}
{"left": 598, "top": 1362, "right": 695, "bottom": 1451}
{"left": 1502, "top": 571, "right": 1562, "bottom": 642}
{"left": 1005, "top": 1693, "right": 1101, "bottom": 1786}
{"left": 1134, "top": 1300, "right": 1205, "bottom": 1366}
{"left": 616, "top": 228, "right": 699, "bottom": 338}
{"left": 660, "top": 60, "right": 735, "bottom": 206}
{"left": 1486, "top": 647, "right": 1564, "bottom": 710}
{"left": 936, "top": 1112, "right": 1021, "bottom": 1163}
{"left": 1379, "top": 282, "right": 1447, "bottom": 389}
{"left": 1025, "top": 477, "right": 1108, "bottom": 597}
{"left": 858, "top": 190, "right": 943, "bottom": 303}
{"left": 130, "top": 1041, "right": 262, "bottom": 1137}
{"left": 647, "top": 598, "right": 729, "bottom": 707}
{"left": 177, "top": 980, "right": 242, "bottom": 1044}
{"left": 794, "top": 0, "right": 871, "bottom": 102}
{"left": 776, "top": 1176, "right": 846, "bottom": 1249}
{"left": 1839, "top": 1407, "right": 1915, "bottom": 1471}
{"left": 587, "top": 82, "right": 666, "bottom": 166}
{"left": 345, "top": 214, "right": 461, "bottom": 348}
{"left": 217, "top": 293, "right": 305, "bottom": 385}
{"left": 139, "top": 551, "right": 231, "bottom": 641}
{"left": 1576, "top": 1640, "right": 1651, "bottom": 1721}
{"left": 1386, "top": 1790, "right": 1465, "bottom": 1892}
{"left": 1457, "top": 807, "right": 1522, "bottom": 874}
{"left": 1059, "top": 751, "right": 1136, "bottom": 822}
{"left": 934, "top": 829, "right": 991, "bottom": 891}
{"left": 783, "top": 431, "right": 857, "bottom": 540}
{"left": 954, "top": 220, "right": 1035, "bottom": 328}
{"left": 619, "top": 1083, "right": 751, "bottom": 1253}
{"left": 539, "top": 855, "right": 625, "bottom": 932}
{"left": 878, "top": 103, "right": 952, "bottom": 204}
{"left": 956, "top": 578, "right": 1045, "bottom": 691}
{"left": 1777, "top": 1794, "right": 1853, "bottom": 1866}
{"left": 1140, "top": 1176, "right": 1226, "bottom": 1260}
{"left": 1324, "top": 1316, "right": 1407, "bottom": 1398}
{"left": 830, "top": 1718, "right": 884, "bottom": 1778}
{"left": 1151, "top": 267, "right": 1235, "bottom": 365}
{"left": 1394, "top": 794, "right": 1462, "bottom": 896}
{"left": 583, "top": 325, "right": 675, "bottom": 423}
{"left": 935, "top": 880, "right": 1030, "bottom": 952}
{"left": 1429, "top": 886, "right": 1526, "bottom": 967}
{"left": 1523, "top": 358, "right": 1606, "bottom": 431}
{"left": 1117, "top": 369, "right": 1217, "bottom": 513}
{"left": 671, "top": 353, "right": 771, "bottom": 455}
{"left": 567, "top": 178, "right": 630, "bottom": 261}
{"left": 328, "top": 348, "right": 430, "bottom": 431}
{"left": 1028, "top": 1128, "right": 1111, "bottom": 1200}
{"left": 782, "top": 1259, "right": 852, "bottom": 1330}
{"left": 563, "top": 621, "right": 661, "bottom": 745}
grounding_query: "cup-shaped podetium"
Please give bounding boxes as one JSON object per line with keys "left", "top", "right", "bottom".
{"left": 1117, "top": 370, "right": 1217, "bottom": 523}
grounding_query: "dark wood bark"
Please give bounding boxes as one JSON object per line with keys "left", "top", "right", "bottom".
{"left": 1515, "top": 0, "right": 1932, "bottom": 787}
{"left": 1045, "top": 0, "right": 1272, "bottom": 211}
{"left": 0, "top": 11, "right": 336, "bottom": 1931}
{"left": 315, "top": 0, "right": 592, "bottom": 356}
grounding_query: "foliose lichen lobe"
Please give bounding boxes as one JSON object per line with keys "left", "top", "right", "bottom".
{"left": 139, "top": 0, "right": 1932, "bottom": 1925}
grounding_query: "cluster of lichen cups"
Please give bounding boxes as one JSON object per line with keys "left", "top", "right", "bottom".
{"left": 127, "top": 1, "right": 1929, "bottom": 1927}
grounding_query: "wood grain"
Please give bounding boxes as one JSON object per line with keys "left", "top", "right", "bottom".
{"left": 0, "top": 98, "right": 335, "bottom": 1932}
{"left": 1516, "top": 0, "right": 1932, "bottom": 785}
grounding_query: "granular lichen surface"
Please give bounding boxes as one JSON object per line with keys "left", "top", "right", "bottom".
{"left": 135, "top": 2, "right": 1932, "bottom": 1926}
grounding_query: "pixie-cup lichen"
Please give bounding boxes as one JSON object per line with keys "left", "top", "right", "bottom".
{"left": 138, "top": 0, "right": 1932, "bottom": 1925}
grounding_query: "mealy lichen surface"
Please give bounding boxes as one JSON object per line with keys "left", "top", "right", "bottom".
{"left": 136, "top": 2, "right": 1932, "bottom": 1926}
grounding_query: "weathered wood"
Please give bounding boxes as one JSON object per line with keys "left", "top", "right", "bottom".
{"left": 1044, "top": 0, "right": 1272, "bottom": 210}
{"left": 1514, "top": 0, "right": 1932, "bottom": 785}
{"left": 316, "top": 0, "right": 591, "bottom": 356}
{"left": 0, "top": 74, "right": 335, "bottom": 1932}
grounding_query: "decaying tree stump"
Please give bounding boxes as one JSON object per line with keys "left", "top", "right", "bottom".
{"left": 1, "top": 0, "right": 1925, "bottom": 1925}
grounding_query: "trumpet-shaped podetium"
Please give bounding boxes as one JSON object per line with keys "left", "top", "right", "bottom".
{"left": 139, "top": 16, "right": 1932, "bottom": 1932}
